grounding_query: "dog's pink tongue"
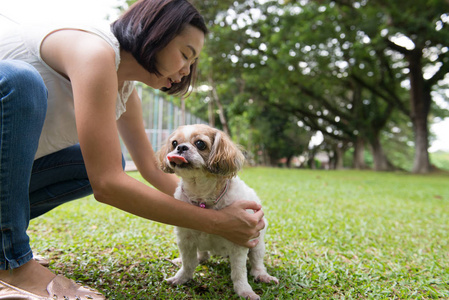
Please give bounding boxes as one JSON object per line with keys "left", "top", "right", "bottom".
{"left": 167, "top": 155, "right": 188, "bottom": 164}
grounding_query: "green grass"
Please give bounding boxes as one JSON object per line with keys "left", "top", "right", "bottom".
{"left": 431, "top": 151, "right": 449, "bottom": 171}
{"left": 28, "top": 168, "right": 449, "bottom": 299}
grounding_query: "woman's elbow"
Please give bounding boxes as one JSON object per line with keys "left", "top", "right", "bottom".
{"left": 90, "top": 181, "right": 111, "bottom": 204}
{"left": 89, "top": 172, "right": 124, "bottom": 204}
{"left": 91, "top": 186, "right": 109, "bottom": 204}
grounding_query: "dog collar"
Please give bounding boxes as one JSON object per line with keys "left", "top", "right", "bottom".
{"left": 185, "top": 180, "right": 230, "bottom": 209}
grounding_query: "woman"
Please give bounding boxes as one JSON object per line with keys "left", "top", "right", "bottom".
{"left": 0, "top": 0, "right": 265, "bottom": 298}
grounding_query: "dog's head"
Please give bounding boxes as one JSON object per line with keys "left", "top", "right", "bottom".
{"left": 158, "top": 124, "right": 245, "bottom": 178}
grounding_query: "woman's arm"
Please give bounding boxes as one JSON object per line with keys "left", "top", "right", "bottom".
{"left": 40, "top": 30, "right": 264, "bottom": 247}
{"left": 116, "top": 89, "right": 179, "bottom": 196}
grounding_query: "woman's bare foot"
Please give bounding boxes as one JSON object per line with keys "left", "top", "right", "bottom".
{"left": 0, "top": 259, "right": 56, "bottom": 297}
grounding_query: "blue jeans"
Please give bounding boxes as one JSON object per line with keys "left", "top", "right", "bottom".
{"left": 0, "top": 60, "right": 124, "bottom": 270}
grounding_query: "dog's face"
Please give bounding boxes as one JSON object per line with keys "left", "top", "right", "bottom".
{"left": 158, "top": 124, "right": 245, "bottom": 178}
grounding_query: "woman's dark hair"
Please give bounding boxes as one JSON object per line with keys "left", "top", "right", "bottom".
{"left": 111, "top": 0, "right": 208, "bottom": 96}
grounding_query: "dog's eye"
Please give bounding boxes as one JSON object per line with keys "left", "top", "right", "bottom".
{"left": 172, "top": 140, "right": 178, "bottom": 148}
{"left": 195, "top": 140, "right": 207, "bottom": 151}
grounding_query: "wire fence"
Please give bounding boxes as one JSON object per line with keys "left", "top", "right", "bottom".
{"left": 121, "top": 85, "right": 207, "bottom": 167}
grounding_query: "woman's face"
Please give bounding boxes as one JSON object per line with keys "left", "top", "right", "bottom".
{"left": 151, "top": 25, "right": 205, "bottom": 90}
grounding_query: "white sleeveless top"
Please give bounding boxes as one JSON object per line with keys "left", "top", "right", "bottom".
{"left": 0, "top": 21, "right": 135, "bottom": 159}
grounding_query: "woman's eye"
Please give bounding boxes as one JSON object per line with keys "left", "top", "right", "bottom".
{"left": 172, "top": 140, "right": 178, "bottom": 148}
{"left": 182, "top": 53, "right": 188, "bottom": 60}
{"left": 195, "top": 140, "right": 206, "bottom": 150}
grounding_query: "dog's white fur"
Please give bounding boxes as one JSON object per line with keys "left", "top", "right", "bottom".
{"left": 158, "top": 124, "right": 278, "bottom": 300}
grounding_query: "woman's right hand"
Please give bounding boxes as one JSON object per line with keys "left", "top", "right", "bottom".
{"left": 211, "top": 200, "right": 265, "bottom": 248}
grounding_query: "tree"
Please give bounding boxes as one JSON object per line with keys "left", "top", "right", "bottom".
{"left": 329, "top": 0, "right": 449, "bottom": 173}
{"left": 123, "top": 0, "right": 449, "bottom": 172}
{"left": 229, "top": 0, "right": 407, "bottom": 170}
{"left": 234, "top": 0, "right": 448, "bottom": 172}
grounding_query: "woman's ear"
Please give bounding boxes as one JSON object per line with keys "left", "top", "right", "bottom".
{"left": 207, "top": 130, "right": 245, "bottom": 177}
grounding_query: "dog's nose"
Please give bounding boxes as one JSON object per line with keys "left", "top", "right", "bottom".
{"left": 177, "top": 145, "right": 189, "bottom": 153}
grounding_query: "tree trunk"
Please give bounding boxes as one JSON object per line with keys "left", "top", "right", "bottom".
{"left": 214, "top": 93, "right": 231, "bottom": 136}
{"left": 208, "top": 100, "right": 215, "bottom": 127}
{"left": 370, "top": 133, "right": 391, "bottom": 171}
{"left": 307, "top": 146, "right": 319, "bottom": 169}
{"left": 408, "top": 49, "right": 431, "bottom": 173}
{"left": 412, "top": 111, "right": 431, "bottom": 173}
{"left": 208, "top": 76, "right": 230, "bottom": 136}
{"left": 334, "top": 145, "right": 344, "bottom": 170}
{"left": 353, "top": 136, "right": 367, "bottom": 169}
{"left": 286, "top": 155, "right": 294, "bottom": 168}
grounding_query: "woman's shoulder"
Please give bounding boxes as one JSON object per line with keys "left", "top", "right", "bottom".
{"left": 21, "top": 21, "right": 121, "bottom": 69}
{"left": 39, "top": 28, "right": 118, "bottom": 90}
{"left": 71, "top": 22, "right": 121, "bottom": 67}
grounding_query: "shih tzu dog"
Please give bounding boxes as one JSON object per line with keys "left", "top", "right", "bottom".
{"left": 158, "top": 124, "right": 278, "bottom": 300}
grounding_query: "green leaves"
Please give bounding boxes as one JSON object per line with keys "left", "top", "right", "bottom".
{"left": 121, "top": 0, "right": 448, "bottom": 170}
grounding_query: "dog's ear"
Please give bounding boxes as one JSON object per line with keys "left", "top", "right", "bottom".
{"left": 156, "top": 141, "right": 175, "bottom": 174}
{"left": 207, "top": 130, "right": 245, "bottom": 177}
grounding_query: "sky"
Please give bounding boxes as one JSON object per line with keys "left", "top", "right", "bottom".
{"left": 1, "top": 0, "right": 122, "bottom": 24}
{"left": 1, "top": 0, "right": 448, "bottom": 152}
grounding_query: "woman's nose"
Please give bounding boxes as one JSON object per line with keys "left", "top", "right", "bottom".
{"left": 180, "top": 62, "right": 191, "bottom": 77}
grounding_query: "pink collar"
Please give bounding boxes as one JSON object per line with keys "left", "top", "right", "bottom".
{"left": 183, "top": 180, "right": 230, "bottom": 209}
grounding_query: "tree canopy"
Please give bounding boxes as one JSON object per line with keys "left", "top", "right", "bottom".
{"left": 124, "top": 0, "right": 449, "bottom": 172}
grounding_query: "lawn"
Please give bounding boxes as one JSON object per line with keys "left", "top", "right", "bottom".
{"left": 28, "top": 168, "right": 449, "bottom": 299}
{"left": 431, "top": 151, "right": 449, "bottom": 171}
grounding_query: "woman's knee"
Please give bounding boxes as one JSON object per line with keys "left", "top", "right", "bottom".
{"left": 0, "top": 60, "right": 47, "bottom": 119}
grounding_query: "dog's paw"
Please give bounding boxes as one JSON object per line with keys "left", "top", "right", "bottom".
{"left": 238, "top": 291, "right": 260, "bottom": 300}
{"left": 166, "top": 275, "right": 189, "bottom": 286}
{"left": 255, "top": 274, "right": 279, "bottom": 284}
